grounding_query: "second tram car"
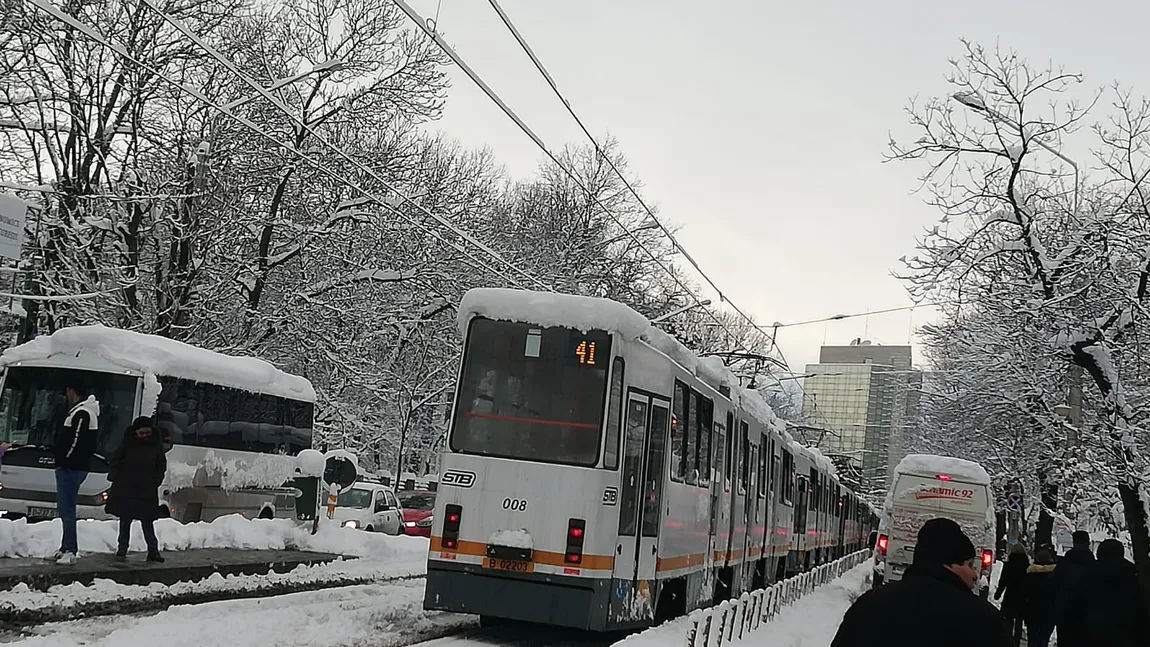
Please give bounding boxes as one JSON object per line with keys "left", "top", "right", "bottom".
{"left": 423, "top": 289, "right": 877, "bottom": 630}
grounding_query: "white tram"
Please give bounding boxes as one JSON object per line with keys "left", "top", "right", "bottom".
{"left": 423, "top": 289, "right": 877, "bottom": 630}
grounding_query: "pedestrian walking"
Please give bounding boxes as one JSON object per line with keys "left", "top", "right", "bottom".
{"left": 1051, "top": 530, "right": 1095, "bottom": 647}
{"left": 1022, "top": 545, "right": 1057, "bottom": 647}
{"left": 106, "top": 417, "right": 166, "bottom": 562}
{"left": 53, "top": 383, "right": 100, "bottom": 565}
{"left": 1067, "top": 538, "right": 1147, "bottom": 647}
{"left": 995, "top": 542, "right": 1030, "bottom": 646}
{"left": 830, "top": 517, "right": 1011, "bottom": 647}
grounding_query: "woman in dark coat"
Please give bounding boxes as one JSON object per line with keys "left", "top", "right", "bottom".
{"left": 106, "top": 416, "right": 166, "bottom": 562}
{"left": 994, "top": 542, "right": 1030, "bottom": 646}
{"left": 1022, "top": 546, "right": 1057, "bottom": 647}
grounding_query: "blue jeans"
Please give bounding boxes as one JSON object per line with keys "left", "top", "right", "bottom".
{"left": 55, "top": 468, "right": 87, "bottom": 553}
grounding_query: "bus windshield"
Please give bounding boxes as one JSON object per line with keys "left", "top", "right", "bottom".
{"left": 0, "top": 366, "right": 138, "bottom": 458}
{"left": 450, "top": 318, "right": 612, "bottom": 467}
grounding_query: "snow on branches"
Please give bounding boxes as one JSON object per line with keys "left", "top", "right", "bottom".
{"left": 891, "top": 40, "right": 1150, "bottom": 605}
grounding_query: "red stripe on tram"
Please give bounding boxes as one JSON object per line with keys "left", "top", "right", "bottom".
{"left": 463, "top": 411, "right": 601, "bottom": 430}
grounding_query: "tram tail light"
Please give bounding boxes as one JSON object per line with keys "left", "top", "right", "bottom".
{"left": 565, "top": 518, "right": 586, "bottom": 564}
{"left": 442, "top": 504, "right": 462, "bottom": 550}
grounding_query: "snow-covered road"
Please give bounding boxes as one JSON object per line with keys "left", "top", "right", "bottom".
{"left": 7, "top": 580, "right": 474, "bottom": 647}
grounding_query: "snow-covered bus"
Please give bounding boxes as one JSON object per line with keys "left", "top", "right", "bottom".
{"left": 0, "top": 325, "right": 315, "bottom": 523}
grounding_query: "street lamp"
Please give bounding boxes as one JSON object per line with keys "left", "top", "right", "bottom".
{"left": 951, "top": 91, "right": 1080, "bottom": 213}
{"left": 651, "top": 299, "right": 712, "bottom": 324}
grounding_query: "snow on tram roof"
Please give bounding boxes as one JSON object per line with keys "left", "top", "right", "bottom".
{"left": 459, "top": 288, "right": 837, "bottom": 477}
{"left": 458, "top": 288, "right": 650, "bottom": 339}
{"left": 0, "top": 325, "right": 315, "bottom": 402}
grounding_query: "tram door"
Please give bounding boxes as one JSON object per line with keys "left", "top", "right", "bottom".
{"left": 610, "top": 391, "right": 670, "bottom": 623}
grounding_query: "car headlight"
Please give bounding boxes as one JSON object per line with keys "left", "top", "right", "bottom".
{"left": 343, "top": 520, "right": 358, "bottom": 529}
{"left": 101, "top": 491, "right": 108, "bottom": 502}
{"left": 416, "top": 516, "right": 433, "bottom": 528}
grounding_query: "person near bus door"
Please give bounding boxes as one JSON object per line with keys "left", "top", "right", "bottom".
{"left": 995, "top": 542, "right": 1030, "bottom": 646}
{"left": 830, "top": 517, "right": 1011, "bottom": 647}
{"left": 53, "top": 382, "right": 100, "bottom": 565}
{"left": 106, "top": 416, "right": 167, "bottom": 562}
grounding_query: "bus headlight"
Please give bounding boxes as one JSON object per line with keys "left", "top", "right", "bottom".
{"left": 101, "top": 491, "right": 108, "bottom": 503}
{"left": 343, "top": 520, "right": 358, "bottom": 529}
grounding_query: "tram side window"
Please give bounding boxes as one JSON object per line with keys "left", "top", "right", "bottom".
{"left": 697, "top": 396, "right": 712, "bottom": 487}
{"left": 671, "top": 381, "right": 687, "bottom": 482}
{"left": 808, "top": 469, "right": 818, "bottom": 512}
{"left": 758, "top": 438, "right": 767, "bottom": 498}
{"left": 603, "top": 358, "right": 625, "bottom": 470}
{"left": 724, "top": 412, "right": 734, "bottom": 491}
{"left": 738, "top": 421, "right": 749, "bottom": 494}
{"left": 686, "top": 390, "right": 699, "bottom": 484}
{"left": 712, "top": 421, "right": 725, "bottom": 484}
{"left": 780, "top": 450, "right": 794, "bottom": 505}
{"left": 770, "top": 448, "right": 780, "bottom": 498}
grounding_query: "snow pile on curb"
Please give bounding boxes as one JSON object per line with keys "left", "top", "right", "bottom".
{"left": 611, "top": 563, "right": 870, "bottom": 647}
{"left": 0, "top": 553, "right": 427, "bottom": 619}
{"left": 0, "top": 514, "right": 426, "bottom": 559}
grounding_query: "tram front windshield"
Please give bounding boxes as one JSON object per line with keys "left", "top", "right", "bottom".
{"left": 451, "top": 318, "right": 612, "bottom": 467}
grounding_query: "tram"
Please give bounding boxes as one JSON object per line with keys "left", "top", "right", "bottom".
{"left": 423, "top": 288, "right": 877, "bottom": 630}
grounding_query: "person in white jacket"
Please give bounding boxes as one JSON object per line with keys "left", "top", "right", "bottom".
{"left": 53, "top": 383, "right": 100, "bottom": 565}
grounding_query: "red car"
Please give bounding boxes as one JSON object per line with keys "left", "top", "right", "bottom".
{"left": 398, "top": 490, "right": 435, "bottom": 537}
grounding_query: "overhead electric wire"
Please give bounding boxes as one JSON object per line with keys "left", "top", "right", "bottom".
{"left": 25, "top": 0, "right": 553, "bottom": 295}
{"left": 482, "top": 0, "right": 781, "bottom": 354}
{"left": 464, "top": 1, "right": 852, "bottom": 437}
{"left": 391, "top": 0, "right": 766, "bottom": 364}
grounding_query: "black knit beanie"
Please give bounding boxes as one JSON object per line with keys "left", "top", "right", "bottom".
{"left": 130, "top": 416, "right": 154, "bottom": 431}
{"left": 913, "top": 517, "right": 976, "bottom": 566}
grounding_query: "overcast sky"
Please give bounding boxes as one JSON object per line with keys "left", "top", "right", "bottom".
{"left": 408, "top": 0, "right": 1147, "bottom": 373}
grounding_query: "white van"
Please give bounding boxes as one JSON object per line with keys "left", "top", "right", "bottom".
{"left": 873, "top": 454, "right": 995, "bottom": 597}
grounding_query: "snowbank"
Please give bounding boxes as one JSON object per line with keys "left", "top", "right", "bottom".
{"left": 731, "top": 563, "right": 869, "bottom": 646}
{"left": 613, "top": 563, "right": 871, "bottom": 647}
{"left": 0, "top": 514, "right": 427, "bottom": 560}
{"left": 1, "top": 325, "right": 315, "bottom": 402}
{"left": 0, "top": 553, "right": 425, "bottom": 616}
{"left": 894, "top": 454, "right": 991, "bottom": 485}
{"left": 458, "top": 288, "right": 650, "bottom": 339}
{"left": 13, "top": 579, "right": 471, "bottom": 647}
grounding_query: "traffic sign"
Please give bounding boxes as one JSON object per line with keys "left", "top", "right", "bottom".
{"left": 322, "top": 450, "right": 359, "bottom": 495}
{"left": 1006, "top": 492, "right": 1023, "bottom": 512}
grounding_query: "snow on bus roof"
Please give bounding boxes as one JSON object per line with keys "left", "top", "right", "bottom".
{"left": 458, "top": 288, "right": 650, "bottom": 339}
{"left": 0, "top": 325, "right": 315, "bottom": 402}
{"left": 895, "top": 453, "right": 990, "bottom": 486}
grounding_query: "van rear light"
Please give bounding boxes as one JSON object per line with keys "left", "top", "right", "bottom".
{"left": 981, "top": 549, "right": 994, "bottom": 568}
{"left": 565, "top": 518, "right": 586, "bottom": 564}
{"left": 878, "top": 534, "right": 888, "bottom": 556}
{"left": 442, "top": 504, "right": 462, "bottom": 550}
{"left": 937, "top": 474, "right": 951, "bottom": 481}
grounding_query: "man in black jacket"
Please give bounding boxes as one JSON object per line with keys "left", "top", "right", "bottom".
{"left": 53, "top": 383, "right": 100, "bottom": 565}
{"left": 830, "top": 518, "right": 1010, "bottom": 647}
{"left": 1052, "top": 530, "right": 1095, "bottom": 646}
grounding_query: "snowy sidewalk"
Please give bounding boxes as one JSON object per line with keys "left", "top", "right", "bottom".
{"left": 727, "top": 563, "right": 868, "bottom": 646}
{"left": 8, "top": 579, "right": 473, "bottom": 647}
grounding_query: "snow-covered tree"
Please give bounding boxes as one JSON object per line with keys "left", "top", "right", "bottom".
{"left": 890, "top": 40, "right": 1150, "bottom": 606}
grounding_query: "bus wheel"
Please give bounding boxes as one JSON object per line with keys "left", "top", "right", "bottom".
{"left": 257, "top": 507, "right": 275, "bottom": 520}
{"left": 157, "top": 505, "right": 171, "bottom": 519}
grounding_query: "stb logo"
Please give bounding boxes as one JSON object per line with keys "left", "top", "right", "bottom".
{"left": 441, "top": 470, "right": 476, "bottom": 488}
{"left": 37, "top": 457, "right": 54, "bottom": 465}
